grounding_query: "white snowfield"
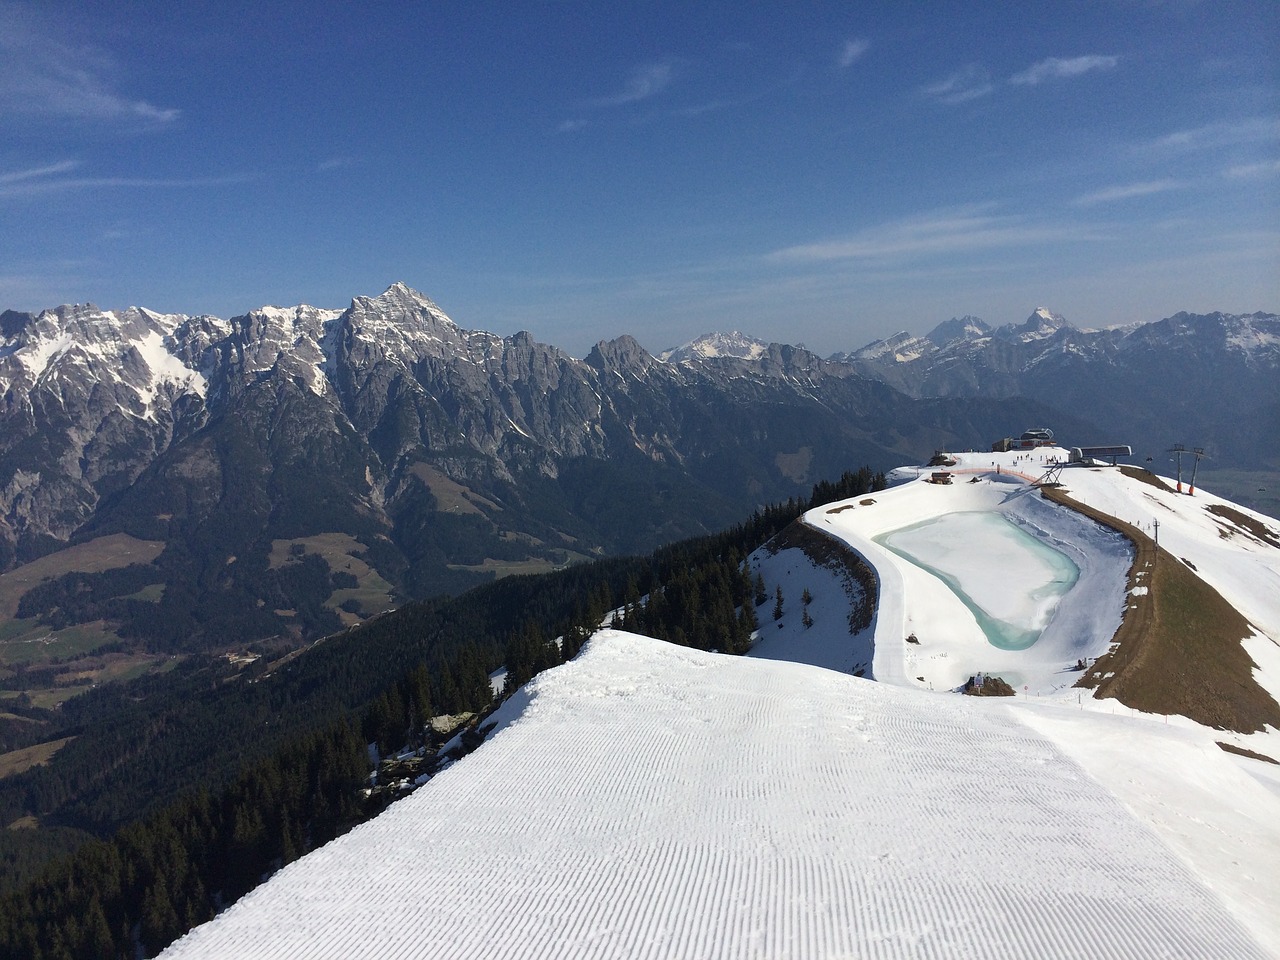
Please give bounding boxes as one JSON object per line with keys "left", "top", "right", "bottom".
{"left": 804, "top": 450, "right": 1280, "bottom": 716}
{"left": 163, "top": 631, "right": 1277, "bottom": 960}
{"left": 805, "top": 456, "right": 1136, "bottom": 696}
{"left": 163, "top": 449, "right": 1280, "bottom": 959}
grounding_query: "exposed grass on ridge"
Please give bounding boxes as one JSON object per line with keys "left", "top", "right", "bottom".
{"left": 1044, "top": 484, "right": 1280, "bottom": 733}
{"left": 0, "top": 738, "right": 74, "bottom": 780}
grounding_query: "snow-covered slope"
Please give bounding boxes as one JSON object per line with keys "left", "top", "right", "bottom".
{"left": 846, "top": 329, "right": 935, "bottom": 363}
{"left": 161, "top": 630, "right": 1278, "bottom": 959}
{"left": 160, "top": 447, "right": 1280, "bottom": 959}
{"left": 0, "top": 302, "right": 211, "bottom": 418}
{"left": 806, "top": 449, "right": 1280, "bottom": 702}
{"left": 807, "top": 452, "right": 1133, "bottom": 695}
{"left": 659, "top": 330, "right": 770, "bottom": 363}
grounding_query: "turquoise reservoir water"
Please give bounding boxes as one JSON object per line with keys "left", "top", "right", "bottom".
{"left": 875, "top": 511, "right": 1079, "bottom": 650}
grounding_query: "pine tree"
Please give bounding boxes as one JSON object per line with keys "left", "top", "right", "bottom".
{"left": 140, "top": 873, "right": 182, "bottom": 956}
{"left": 406, "top": 663, "right": 433, "bottom": 736}
{"left": 82, "top": 897, "right": 113, "bottom": 959}
{"left": 773, "top": 585, "right": 784, "bottom": 621}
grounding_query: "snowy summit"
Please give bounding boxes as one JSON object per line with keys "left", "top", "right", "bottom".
{"left": 659, "top": 330, "right": 771, "bottom": 364}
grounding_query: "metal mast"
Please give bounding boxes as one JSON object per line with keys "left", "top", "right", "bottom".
{"left": 1168, "top": 443, "right": 1185, "bottom": 493}
{"left": 1188, "top": 447, "right": 1209, "bottom": 495}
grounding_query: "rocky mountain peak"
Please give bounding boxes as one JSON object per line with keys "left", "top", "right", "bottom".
{"left": 925, "top": 315, "right": 991, "bottom": 348}
{"left": 843, "top": 331, "right": 935, "bottom": 364}
{"left": 0, "top": 300, "right": 202, "bottom": 404}
{"left": 996, "top": 307, "right": 1070, "bottom": 342}
{"left": 659, "top": 331, "right": 770, "bottom": 364}
{"left": 354, "top": 282, "right": 454, "bottom": 325}
{"left": 585, "top": 334, "right": 658, "bottom": 376}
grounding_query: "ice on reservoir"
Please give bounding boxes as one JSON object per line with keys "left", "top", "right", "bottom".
{"left": 877, "top": 511, "right": 1079, "bottom": 650}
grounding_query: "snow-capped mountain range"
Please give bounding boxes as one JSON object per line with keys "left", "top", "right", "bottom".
{"left": 829, "top": 307, "right": 1280, "bottom": 451}
{"left": 2, "top": 284, "right": 1275, "bottom": 650}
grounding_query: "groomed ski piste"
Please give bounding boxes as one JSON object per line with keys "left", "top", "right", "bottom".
{"left": 163, "top": 448, "right": 1280, "bottom": 959}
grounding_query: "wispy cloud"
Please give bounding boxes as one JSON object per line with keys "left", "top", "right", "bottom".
{"left": 1224, "top": 159, "right": 1280, "bottom": 179}
{"left": 586, "top": 62, "right": 675, "bottom": 108}
{"left": 0, "top": 164, "right": 252, "bottom": 199}
{"left": 0, "top": 11, "right": 179, "bottom": 125}
{"left": 1010, "top": 55, "right": 1119, "bottom": 86}
{"left": 767, "top": 206, "right": 1092, "bottom": 263}
{"left": 1149, "top": 117, "right": 1280, "bottom": 152}
{"left": 838, "top": 39, "right": 870, "bottom": 69}
{"left": 1072, "top": 179, "right": 1183, "bottom": 207}
{"left": 921, "top": 65, "right": 993, "bottom": 105}
{"left": 557, "top": 119, "right": 589, "bottom": 133}
{"left": 317, "top": 156, "right": 357, "bottom": 172}
{"left": 0, "top": 159, "right": 80, "bottom": 184}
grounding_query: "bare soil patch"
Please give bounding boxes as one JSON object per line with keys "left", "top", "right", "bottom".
{"left": 447, "top": 556, "right": 576, "bottom": 578}
{"left": 1043, "top": 486, "right": 1280, "bottom": 733}
{"left": 1205, "top": 504, "right": 1280, "bottom": 549}
{"left": 774, "top": 447, "right": 813, "bottom": 483}
{"left": 1118, "top": 465, "right": 1174, "bottom": 493}
{"left": 1217, "top": 742, "right": 1278, "bottom": 765}
{"left": 409, "top": 463, "right": 502, "bottom": 515}
{"left": 269, "top": 532, "right": 396, "bottom": 620}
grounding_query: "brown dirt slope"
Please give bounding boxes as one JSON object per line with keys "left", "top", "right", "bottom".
{"left": 1217, "top": 742, "right": 1278, "bottom": 764}
{"left": 1206, "top": 504, "right": 1280, "bottom": 549}
{"left": 1118, "top": 465, "right": 1174, "bottom": 493}
{"left": 1042, "top": 486, "right": 1280, "bottom": 733}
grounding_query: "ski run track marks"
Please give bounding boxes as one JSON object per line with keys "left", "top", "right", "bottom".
{"left": 163, "top": 631, "right": 1276, "bottom": 959}
{"left": 164, "top": 448, "right": 1280, "bottom": 958}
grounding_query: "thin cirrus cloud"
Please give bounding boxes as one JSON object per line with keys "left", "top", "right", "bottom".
{"left": 0, "top": 161, "right": 251, "bottom": 199}
{"left": 1150, "top": 117, "right": 1280, "bottom": 152}
{"left": 0, "top": 159, "right": 80, "bottom": 184}
{"left": 838, "top": 38, "right": 870, "bottom": 69}
{"left": 1224, "top": 159, "right": 1280, "bottom": 179}
{"left": 925, "top": 54, "right": 1118, "bottom": 104}
{"left": 1072, "top": 179, "right": 1183, "bottom": 207}
{"left": 0, "top": 15, "right": 179, "bottom": 125}
{"left": 585, "top": 62, "right": 675, "bottom": 108}
{"left": 921, "top": 65, "right": 994, "bottom": 104}
{"left": 1009, "top": 55, "right": 1119, "bottom": 86}
{"left": 765, "top": 207, "right": 1089, "bottom": 264}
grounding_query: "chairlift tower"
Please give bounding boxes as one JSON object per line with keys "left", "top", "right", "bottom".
{"left": 1168, "top": 443, "right": 1185, "bottom": 493}
{"left": 1188, "top": 447, "right": 1209, "bottom": 496}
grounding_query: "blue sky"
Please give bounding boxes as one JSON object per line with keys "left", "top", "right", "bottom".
{"left": 1, "top": 1, "right": 1276, "bottom": 356}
